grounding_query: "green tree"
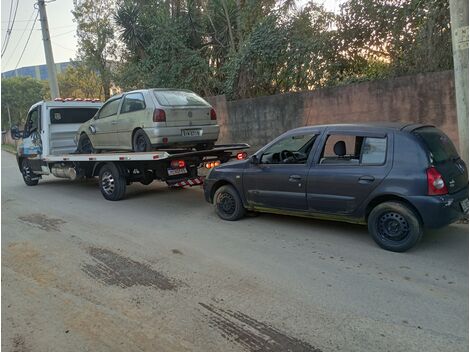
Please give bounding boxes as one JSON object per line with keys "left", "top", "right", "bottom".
{"left": 72, "top": 0, "right": 117, "bottom": 100}
{"left": 1, "top": 77, "right": 48, "bottom": 130}
{"left": 58, "top": 63, "right": 103, "bottom": 99}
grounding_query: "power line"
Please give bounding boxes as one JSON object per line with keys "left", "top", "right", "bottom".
{"left": 3, "top": 9, "right": 36, "bottom": 68}
{"left": 14, "top": 11, "right": 39, "bottom": 70}
{"left": 1, "top": 0, "right": 19, "bottom": 57}
{"left": 2, "top": 0, "right": 14, "bottom": 52}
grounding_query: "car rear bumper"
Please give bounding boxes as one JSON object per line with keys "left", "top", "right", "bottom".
{"left": 144, "top": 125, "right": 219, "bottom": 147}
{"left": 409, "top": 186, "right": 469, "bottom": 228}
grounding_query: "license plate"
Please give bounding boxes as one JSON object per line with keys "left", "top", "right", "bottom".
{"left": 182, "top": 129, "right": 202, "bottom": 137}
{"left": 167, "top": 167, "right": 187, "bottom": 176}
{"left": 460, "top": 199, "right": 469, "bottom": 213}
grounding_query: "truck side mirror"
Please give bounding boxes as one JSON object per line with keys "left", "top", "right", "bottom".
{"left": 250, "top": 155, "right": 260, "bottom": 165}
{"left": 10, "top": 125, "right": 21, "bottom": 140}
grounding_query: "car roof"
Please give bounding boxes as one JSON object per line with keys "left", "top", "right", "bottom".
{"left": 290, "top": 122, "right": 432, "bottom": 133}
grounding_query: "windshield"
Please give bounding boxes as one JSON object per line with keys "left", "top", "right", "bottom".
{"left": 413, "top": 127, "right": 459, "bottom": 163}
{"left": 153, "top": 90, "right": 209, "bottom": 107}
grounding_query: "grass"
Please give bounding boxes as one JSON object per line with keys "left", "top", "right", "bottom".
{"left": 2, "top": 143, "right": 17, "bottom": 154}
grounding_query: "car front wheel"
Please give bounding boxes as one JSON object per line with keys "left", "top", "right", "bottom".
{"left": 77, "top": 133, "right": 95, "bottom": 154}
{"left": 368, "top": 201, "right": 422, "bottom": 252}
{"left": 213, "top": 185, "right": 246, "bottom": 221}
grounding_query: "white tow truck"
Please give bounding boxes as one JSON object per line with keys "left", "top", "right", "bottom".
{"left": 10, "top": 99, "right": 249, "bottom": 200}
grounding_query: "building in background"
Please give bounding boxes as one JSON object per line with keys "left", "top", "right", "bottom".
{"left": 1, "top": 61, "right": 72, "bottom": 80}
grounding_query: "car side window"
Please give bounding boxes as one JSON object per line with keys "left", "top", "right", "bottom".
{"left": 23, "top": 109, "right": 40, "bottom": 137}
{"left": 98, "top": 98, "right": 121, "bottom": 119}
{"left": 120, "top": 93, "right": 146, "bottom": 114}
{"left": 361, "top": 137, "right": 387, "bottom": 164}
{"left": 319, "top": 134, "right": 387, "bottom": 165}
{"left": 260, "top": 133, "right": 316, "bottom": 165}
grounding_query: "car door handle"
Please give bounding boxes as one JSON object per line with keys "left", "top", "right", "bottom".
{"left": 111, "top": 121, "right": 118, "bottom": 125}
{"left": 289, "top": 175, "right": 302, "bottom": 182}
{"left": 358, "top": 175, "right": 375, "bottom": 184}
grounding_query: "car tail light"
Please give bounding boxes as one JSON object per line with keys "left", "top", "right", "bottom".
{"left": 205, "top": 160, "right": 221, "bottom": 169}
{"left": 236, "top": 152, "right": 247, "bottom": 160}
{"left": 427, "top": 167, "right": 448, "bottom": 195}
{"left": 153, "top": 109, "right": 166, "bottom": 122}
{"left": 210, "top": 108, "right": 217, "bottom": 120}
{"left": 170, "top": 160, "right": 186, "bottom": 169}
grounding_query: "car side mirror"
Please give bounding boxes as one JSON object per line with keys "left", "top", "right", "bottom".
{"left": 250, "top": 155, "right": 260, "bottom": 165}
{"left": 10, "top": 125, "right": 21, "bottom": 140}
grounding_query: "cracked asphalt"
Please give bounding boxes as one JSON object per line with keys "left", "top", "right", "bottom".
{"left": 2, "top": 150, "right": 468, "bottom": 351}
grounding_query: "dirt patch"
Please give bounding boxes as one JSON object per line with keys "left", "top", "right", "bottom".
{"left": 82, "top": 247, "right": 178, "bottom": 290}
{"left": 18, "top": 213, "right": 66, "bottom": 232}
{"left": 11, "top": 334, "right": 29, "bottom": 352}
{"left": 171, "top": 249, "right": 183, "bottom": 255}
{"left": 199, "top": 303, "right": 321, "bottom": 352}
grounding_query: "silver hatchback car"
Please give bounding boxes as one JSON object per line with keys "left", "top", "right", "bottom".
{"left": 76, "top": 89, "right": 219, "bottom": 152}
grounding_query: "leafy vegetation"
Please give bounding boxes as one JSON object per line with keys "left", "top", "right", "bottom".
{"left": 1, "top": 77, "right": 47, "bottom": 129}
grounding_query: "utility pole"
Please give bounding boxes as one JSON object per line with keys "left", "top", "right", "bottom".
{"left": 37, "top": 0, "right": 60, "bottom": 99}
{"left": 449, "top": 0, "right": 469, "bottom": 166}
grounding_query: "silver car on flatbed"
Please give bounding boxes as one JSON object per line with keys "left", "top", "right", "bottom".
{"left": 76, "top": 88, "right": 219, "bottom": 152}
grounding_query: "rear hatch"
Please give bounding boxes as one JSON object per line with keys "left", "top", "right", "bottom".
{"left": 413, "top": 126, "right": 468, "bottom": 194}
{"left": 153, "top": 90, "right": 213, "bottom": 127}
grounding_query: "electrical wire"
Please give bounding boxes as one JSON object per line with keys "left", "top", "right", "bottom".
{"left": 2, "top": 9, "right": 36, "bottom": 68}
{"left": 14, "top": 11, "right": 39, "bottom": 70}
{"left": 1, "top": 0, "right": 19, "bottom": 57}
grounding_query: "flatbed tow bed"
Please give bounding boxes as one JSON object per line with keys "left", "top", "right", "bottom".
{"left": 22, "top": 143, "right": 250, "bottom": 201}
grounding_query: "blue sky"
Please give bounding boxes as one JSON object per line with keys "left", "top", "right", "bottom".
{"left": 1, "top": 0, "right": 341, "bottom": 74}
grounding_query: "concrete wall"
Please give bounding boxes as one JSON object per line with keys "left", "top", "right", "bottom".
{"left": 206, "top": 70, "right": 458, "bottom": 150}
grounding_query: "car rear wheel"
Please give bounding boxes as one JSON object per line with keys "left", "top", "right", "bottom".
{"left": 77, "top": 133, "right": 95, "bottom": 154}
{"left": 21, "top": 159, "right": 39, "bottom": 186}
{"left": 213, "top": 185, "right": 245, "bottom": 221}
{"left": 99, "top": 163, "right": 126, "bottom": 201}
{"left": 133, "top": 130, "right": 151, "bottom": 152}
{"left": 368, "top": 201, "right": 422, "bottom": 252}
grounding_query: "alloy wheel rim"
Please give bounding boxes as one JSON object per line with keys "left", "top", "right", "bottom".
{"left": 101, "top": 171, "right": 115, "bottom": 195}
{"left": 377, "top": 212, "right": 410, "bottom": 242}
{"left": 217, "top": 192, "right": 236, "bottom": 215}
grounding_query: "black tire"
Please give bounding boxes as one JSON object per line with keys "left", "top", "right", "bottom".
{"left": 368, "top": 201, "right": 422, "bottom": 252}
{"left": 98, "top": 163, "right": 126, "bottom": 201}
{"left": 77, "top": 133, "right": 95, "bottom": 154}
{"left": 21, "top": 159, "right": 39, "bottom": 186}
{"left": 133, "top": 130, "right": 152, "bottom": 152}
{"left": 213, "top": 185, "right": 245, "bottom": 221}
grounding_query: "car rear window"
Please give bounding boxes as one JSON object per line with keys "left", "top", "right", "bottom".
{"left": 153, "top": 90, "right": 209, "bottom": 107}
{"left": 413, "top": 127, "right": 458, "bottom": 163}
{"left": 50, "top": 108, "right": 99, "bottom": 124}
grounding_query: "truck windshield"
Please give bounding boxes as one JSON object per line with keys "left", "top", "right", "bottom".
{"left": 413, "top": 127, "right": 459, "bottom": 163}
{"left": 153, "top": 90, "right": 209, "bottom": 107}
{"left": 50, "top": 108, "right": 99, "bottom": 124}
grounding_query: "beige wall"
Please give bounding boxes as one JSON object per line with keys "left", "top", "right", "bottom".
{"left": 207, "top": 71, "right": 459, "bottom": 150}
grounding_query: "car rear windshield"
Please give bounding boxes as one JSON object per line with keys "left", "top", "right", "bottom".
{"left": 413, "top": 127, "right": 459, "bottom": 163}
{"left": 50, "top": 108, "right": 98, "bottom": 124}
{"left": 153, "top": 90, "right": 209, "bottom": 107}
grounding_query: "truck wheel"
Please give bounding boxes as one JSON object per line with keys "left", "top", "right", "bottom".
{"left": 213, "top": 185, "right": 245, "bottom": 221}
{"left": 78, "top": 134, "right": 95, "bottom": 154}
{"left": 98, "top": 163, "right": 126, "bottom": 201}
{"left": 21, "top": 159, "right": 39, "bottom": 186}
{"left": 133, "top": 130, "right": 151, "bottom": 152}
{"left": 368, "top": 201, "right": 422, "bottom": 252}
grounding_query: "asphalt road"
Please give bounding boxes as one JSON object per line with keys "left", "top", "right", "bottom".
{"left": 2, "top": 150, "right": 468, "bottom": 352}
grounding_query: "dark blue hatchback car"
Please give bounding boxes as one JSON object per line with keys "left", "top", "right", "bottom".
{"left": 204, "top": 123, "right": 468, "bottom": 252}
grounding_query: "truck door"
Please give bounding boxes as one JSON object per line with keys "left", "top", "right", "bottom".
{"left": 307, "top": 131, "right": 392, "bottom": 214}
{"left": 243, "top": 132, "right": 319, "bottom": 211}
{"left": 19, "top": 107, "right": 42, "bottom": 157}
